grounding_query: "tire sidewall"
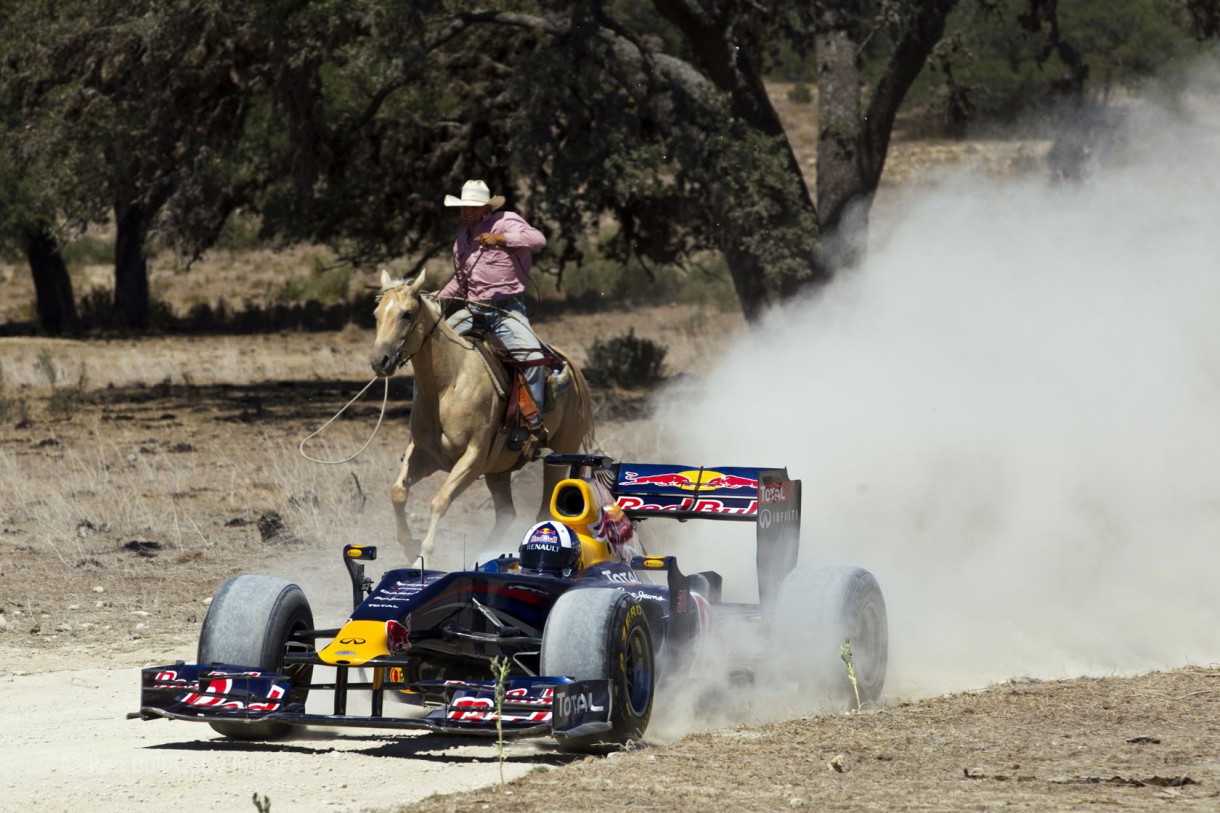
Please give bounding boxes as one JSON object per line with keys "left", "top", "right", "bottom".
{"left": 542, "top": 588, "right": 655, "bottom": 750}
{"left": 607, "top": 594, "right": 653, "bottom": 737}
{"left": 772, "top": 564, "right": 888, "bottom": 706}
{"left": 197, "top": 574, "right": 314, "bottom": 739}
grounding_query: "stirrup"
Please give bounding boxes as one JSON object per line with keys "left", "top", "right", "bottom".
{"left": 507, "top": 426, "right": 530, "bottom": 451}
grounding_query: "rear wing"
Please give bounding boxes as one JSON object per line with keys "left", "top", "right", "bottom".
{"left": 545, "top": 455, "right": 801, "bottom": 605}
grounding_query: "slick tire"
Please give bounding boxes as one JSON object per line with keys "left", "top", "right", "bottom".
{"left": 197, "top": 574, "right": 314, "bottom": 740}
{"left": 541, "top": 588, "right": 654, "bottom": 753}
{"left": 772, "top": 565, "right": 888, "bottom": 708}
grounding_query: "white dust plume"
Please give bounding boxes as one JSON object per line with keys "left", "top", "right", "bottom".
{"left": 655, "top": 65, "right": 1220, "bottom": 702}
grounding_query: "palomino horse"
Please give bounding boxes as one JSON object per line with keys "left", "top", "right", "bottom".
{"left": 368, "top": 270, "right": 595, "bottom": 563}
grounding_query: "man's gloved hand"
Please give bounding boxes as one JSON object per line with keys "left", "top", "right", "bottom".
{"left": 474, "top": 232, "right": 506, "bottom": 248}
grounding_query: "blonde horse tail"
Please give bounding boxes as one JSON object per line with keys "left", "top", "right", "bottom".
{"left": 569, "top": 357, "right": 597, "bottom": 452}
{"left": 551, "top": 346, "right": 597, "bottom": 453}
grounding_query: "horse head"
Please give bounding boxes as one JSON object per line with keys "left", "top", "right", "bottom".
{"left": 369, "top": 269, "right": 431, "bottom": 377}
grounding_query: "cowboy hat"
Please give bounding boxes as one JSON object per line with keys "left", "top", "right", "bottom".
{"left": 444, "top": 179, "right": 505, "bottom": 210}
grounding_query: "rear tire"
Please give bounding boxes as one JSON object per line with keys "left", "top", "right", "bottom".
{"left": 541, "top": 588, "right": 654, "bottom": 752}
{"left": 197, "top": 574, "right": 314, "bottom": 740}
{"left": 772, "top": 565, "right": 888, "bottom": 708}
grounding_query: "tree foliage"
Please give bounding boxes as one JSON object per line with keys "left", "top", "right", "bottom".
{"left": 1, "top": 0, "right": 1217, "bottom": 333}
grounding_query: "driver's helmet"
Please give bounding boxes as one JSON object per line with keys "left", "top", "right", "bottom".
{"left": 518, "top": 521, "right": 582, "bottom": 577}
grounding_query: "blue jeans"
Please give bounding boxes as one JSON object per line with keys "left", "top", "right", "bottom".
{"left": 448, "top": 300, "right": 546, "bottom": 425}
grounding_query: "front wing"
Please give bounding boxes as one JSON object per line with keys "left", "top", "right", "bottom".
{"left": 129, "top": 663, "right": 613, "bottom": 739}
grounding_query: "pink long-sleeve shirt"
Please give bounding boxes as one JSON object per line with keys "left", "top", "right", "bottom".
{"left": 438, "top": 211, "right": 546, "bottom": 303}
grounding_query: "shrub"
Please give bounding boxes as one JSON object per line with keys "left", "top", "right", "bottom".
{"left": 46, "top": 363, "right": 89, "bottom": 418}
{"left": 0, "top": 362, "right": 12, "bottom": 423}
{"left": 586, "top": 329, "right": 667, "bottom": 388}
{"left": 215, "top": 211, "right": 263, "bottom": 252}
{"left": 61, "top": 234, "right": 114, "bottom": 266}
{"left": 275, "top": 259, "right": 352, "bottom": 305}
{"left": 787, "top": 82, "right": 814, "bottom": 104}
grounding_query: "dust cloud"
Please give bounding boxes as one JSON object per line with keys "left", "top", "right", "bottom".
{"left": 656, "top": 64, "right": 1220, "bottom": 702}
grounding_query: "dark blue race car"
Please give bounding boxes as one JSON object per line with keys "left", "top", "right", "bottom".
{"left": 130, "top": 454, "right": 887, "bottom": 752}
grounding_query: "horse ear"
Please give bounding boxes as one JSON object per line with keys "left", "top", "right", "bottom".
{"left": 408, "top": 269, "right": 428, "bottom": 294}
{"left": 380, "top": 268, "right": 393, "bottom": 289}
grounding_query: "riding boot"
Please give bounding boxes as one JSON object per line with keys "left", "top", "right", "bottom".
{"left": 508, "top": 372, "right": 544, "bottom": 452}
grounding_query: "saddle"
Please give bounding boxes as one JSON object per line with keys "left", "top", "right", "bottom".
{"left": 459, "top": 320, "right": 574, "bottom": 455}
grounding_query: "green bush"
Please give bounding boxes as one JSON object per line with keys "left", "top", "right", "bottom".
{"left": 542, "top": 247, "right": 737, "bottom": 312}
{"left": 0, "top": 363, "right": 11, "bottom": 423}
{"left": 585, "top": 329, "right": 667, "bottom": 389}
{"left": 787, "top": 82, "right": 814, "bottom": 104}
{"left": 275, "top": 260, "right": 352, "bottom": 305}
{"left": 77, "top": 287, "right": 112, "bottom": 327}
{"left": 214, "top": 210, "right": 263, "bottom": 252}
{"left": 61, "top": 234, "right": 114, "bottom": 266}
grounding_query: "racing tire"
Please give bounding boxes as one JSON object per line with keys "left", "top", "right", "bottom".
{"left": 541, "top": 588, "right": 654, "bottom": 753}
{"left": 197, "top": 574, "right": 314, "bottom": 740}
{"left": 772, "top": 565, "right": 887, "bottom": 708}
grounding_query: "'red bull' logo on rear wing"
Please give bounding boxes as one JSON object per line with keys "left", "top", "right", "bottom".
{"left": 614, "top": 464, "right": 785, "bottom": 519}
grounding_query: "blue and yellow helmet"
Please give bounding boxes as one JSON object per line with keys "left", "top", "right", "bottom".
{"left": 518, "top": 521, "right": 582, "bottom": 577}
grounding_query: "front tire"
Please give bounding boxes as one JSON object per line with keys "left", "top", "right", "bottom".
{"left": 197, "top": 574, "right": 314, "bottom": 739}
{"left": 772, "top": 565, "right": 888, "bottom": 708}
{"left": 541, "top": 588, "right": 654, "bottom": 752}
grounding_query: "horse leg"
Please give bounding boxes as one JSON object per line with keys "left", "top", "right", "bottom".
{"left": 536, "top": 377, "right": 594, "bottom": 520}
{"left": 536, "top": 460, "right": 566, "bottom": 522}
{"left": 392, "top": 443, "right": 435, "bottom": 561}
{"left": 417, "top": 449, "right": 485, "bottom": 564}
{"left": 485, "top": 471, "right": 517, "bottom": 542}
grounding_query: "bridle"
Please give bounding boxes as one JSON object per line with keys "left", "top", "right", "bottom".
{"left": 383, "top": 289, "right": 443, "bottom": 373}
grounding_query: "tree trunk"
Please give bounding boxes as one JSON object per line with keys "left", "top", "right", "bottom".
{"left": 24, "top": 223, "right": 80, "bottom": 336}
{"left": 113, "top": 199, "right": 152, "bottom": 329}
{"left": 651, "top": 0, "right": 830, "bottom": 321}
{"left": 722, "top": 245, "right": 774, "bottom": 325}
{"left": 815, "top": 2, "right": 865, "bottom": 241}
{"left": 814, "top": 0, "right": 960, "bottom": 271}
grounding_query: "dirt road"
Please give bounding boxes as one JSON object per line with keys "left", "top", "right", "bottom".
{"left": 0, "top": 651, "right": 567, "bottom": 813}
{"left": 5, "top": 645, "right": 1217, "bottom": 813}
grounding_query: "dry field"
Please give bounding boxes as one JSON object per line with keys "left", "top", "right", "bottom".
{"left": 3, "top": 270, "right": 1217, "bottom": 812}
{"left": 3, "top": 104, "right": 1216, "bottom": 812}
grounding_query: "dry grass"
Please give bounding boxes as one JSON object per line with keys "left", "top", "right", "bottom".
{"left": 0, "top": 291, "right": 743, "bottom": 669}
{"left": 0, "top": 91, "right": 1039, "bottom": 668}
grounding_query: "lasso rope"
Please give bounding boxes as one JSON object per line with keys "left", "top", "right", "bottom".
{"left": 298, "top": 375, "right": 390, "bottom": 464}
{"left": 296, "top": 285, "right": 542, "bottom": 465}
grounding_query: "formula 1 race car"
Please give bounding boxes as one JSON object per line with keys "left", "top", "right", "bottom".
{"left": 130, "top": 455, "right": 888, "bottom": 752}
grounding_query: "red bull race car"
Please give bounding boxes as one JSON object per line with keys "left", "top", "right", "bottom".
{"left": 129, "top": 455, "right": 888, "bottom": 752}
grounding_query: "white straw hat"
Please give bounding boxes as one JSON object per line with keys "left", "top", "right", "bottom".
{"left": 443, "top": 179, "right": 505, "bottom": 210}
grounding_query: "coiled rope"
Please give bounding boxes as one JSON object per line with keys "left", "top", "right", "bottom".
{"left": 298, "top": 375, "right": 390, "bottom": 464}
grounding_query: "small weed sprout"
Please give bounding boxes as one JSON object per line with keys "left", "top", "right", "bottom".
{"left": 35, "top": 349, "right": 59, "bottom": 387}
{"left": 47, "top": 364, "right": 88, "bottom": 418}
{"left": 491, "top": 655, "right": 511, "bottom": 785}
{"left": 841, "top": 638, "right": 862, "bottom": 711}
{"left": 252, "top": 791, "right": 271, "bottom": 812}
{"left": 0, "top": 362, "right": 11, "bottom": 423}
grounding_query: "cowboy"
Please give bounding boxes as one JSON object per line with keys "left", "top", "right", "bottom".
{"left": 438, "top": 179, "right": 548, "bottom": 450}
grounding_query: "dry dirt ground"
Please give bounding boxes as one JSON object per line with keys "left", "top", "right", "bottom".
{"left": 2, "top": 109, "right": 1214, "bottom": 811}
{"left": 2, "top": 312, "right": 1218, "bottom": 813}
